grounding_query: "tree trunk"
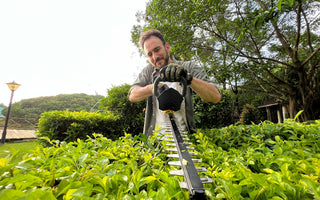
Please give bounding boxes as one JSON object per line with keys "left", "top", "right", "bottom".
{"left": 288, "top": 96, "right": 297, "bottom": 120}
{"left": 288, "top": 92, "right": 315, "bottom": 121}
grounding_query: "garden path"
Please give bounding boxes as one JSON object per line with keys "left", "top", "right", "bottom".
{"left": 1, "top": 129, "right": 36, "bottom": 141}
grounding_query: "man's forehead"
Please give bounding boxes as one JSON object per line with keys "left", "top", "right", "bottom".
{"left": 144, "top": 36, "right": 163, "bottom": 49}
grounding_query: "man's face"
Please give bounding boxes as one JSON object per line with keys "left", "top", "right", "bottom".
{"left": 143, "top": 36, "right": 171, "bottom": 70}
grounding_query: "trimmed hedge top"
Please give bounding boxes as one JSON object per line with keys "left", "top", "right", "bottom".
{"left": 37, "top": 110, "right": 122, "bottom": 145}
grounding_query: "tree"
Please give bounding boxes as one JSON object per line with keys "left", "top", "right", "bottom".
{"left": 3, "top": 93, "right": 104, "bottom": 119}
{"left": 131, "top": 0, "right": 320, "bottom": 121}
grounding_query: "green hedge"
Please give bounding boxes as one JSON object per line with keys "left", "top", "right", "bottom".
{"left": 100, "top": 83, "right": 146, "bottom": 136}
{"left": 193, "top": 89, "right": 234, "bottom": 129}
{"left": 2, "top": 119, "right": 320, "bottom": 199}
{"left": 191, "top": 118, "right": 320, "bottom": 199}
{"left": 37, "top": 110, "right": 122, "bottom": 144}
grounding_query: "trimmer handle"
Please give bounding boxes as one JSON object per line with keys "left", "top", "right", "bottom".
{"left": 153, "top": 76, "right": 187, "bottom": 98}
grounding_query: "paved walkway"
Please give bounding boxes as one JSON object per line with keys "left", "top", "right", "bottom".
{"left": 1, "top": 129, "right": 36, "bottom": 141}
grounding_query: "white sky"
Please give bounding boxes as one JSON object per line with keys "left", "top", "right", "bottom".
{"left": 0, "top": 0, "right": 148, "bottom": 106}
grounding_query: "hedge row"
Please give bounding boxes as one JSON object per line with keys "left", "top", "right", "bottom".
{"left": 191, "top": 118, "right": 320, "bottom": 199}
{"left": 37, "top": 110, "right": 123, "bottom": 144}
{"left": 2, "top": 119, "right": 320, "bottom": 199}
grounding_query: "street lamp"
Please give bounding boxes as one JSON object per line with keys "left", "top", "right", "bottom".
{"left": 1, "top": 81, "right": 20, "bottom": 144}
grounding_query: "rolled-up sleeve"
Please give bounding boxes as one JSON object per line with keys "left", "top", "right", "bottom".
{"left": 128, "top": 64, "right": 154, "bottom": 96}
{"left": 178, "top": 60, "right": 221, "bottom": 95}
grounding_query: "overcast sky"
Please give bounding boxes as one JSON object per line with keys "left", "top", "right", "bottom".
{"left": 0, "top": 0, "right": 148, "bottom": 106}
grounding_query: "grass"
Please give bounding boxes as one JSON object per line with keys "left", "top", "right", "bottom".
{"left": 0, "top": 141, "right": 40, "bottom": 163}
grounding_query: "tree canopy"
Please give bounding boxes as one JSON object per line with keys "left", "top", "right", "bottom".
{"left": 131, "top": 0, "right": 320, "bottom": 121}
{"left": 3, "top": 93, "right": 103, "bottom": 119}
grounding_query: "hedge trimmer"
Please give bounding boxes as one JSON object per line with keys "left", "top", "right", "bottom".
{"left": 154, "top": 76, "right": 212, "bottom": 200}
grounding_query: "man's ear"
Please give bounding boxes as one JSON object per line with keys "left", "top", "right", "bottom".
{"left": 165, "top": 43, "right": 170, "bottom": 53}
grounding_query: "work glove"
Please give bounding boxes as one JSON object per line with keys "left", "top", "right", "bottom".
{"left": 160, "top": 63, "right": 193, "bottom": 85}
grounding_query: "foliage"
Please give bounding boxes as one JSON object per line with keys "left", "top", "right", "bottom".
{"left": 131, "top": 0, "right": 320, "bottom": 121}
{"left": 37, "top": 110, "right": 122, "bottom": 145}
{"left": 0, "top": 133, "right": 188, "bottom": 199}
{"left": 193, "top": 118, "right": 320, "bottom": 199}
{"left": 0, "top": 142, "right": 39, "bottom": 163}
{"left": 100, "top": 84, "right": 146, "bottom": 136}
{"left": 1, "top": 119, "right": 320, "bottom": 199}
{"left": 102, "top": 84, "right": 234, "bottom": 133}
{"left": 3, "top": 93, "right": 103, "bottom": 119}
{"left": 193, "top": 89, "right": 234, "bottom": 129}
{"left": 240, "top": 104, "right": 262, "bottom": 125}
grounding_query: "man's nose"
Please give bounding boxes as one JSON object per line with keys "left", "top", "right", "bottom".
{"left": 153, "top": 51, "right": 161, "bottom": 61}
{"left": 152, "top": 53, "right": 158, "bottom": 62}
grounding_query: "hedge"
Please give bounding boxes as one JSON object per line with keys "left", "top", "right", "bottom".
{"left": 37, "top": 110, "right": 122, "bottom": 144}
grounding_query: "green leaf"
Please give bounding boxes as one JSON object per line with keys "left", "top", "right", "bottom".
{"left": 25, "top": 190, "right": 56, "bottom": 200}
{"left": 0, "top": 158, "right": 9, "bottom": 168}
{"left": 273, "top": 147, "right": 283, "bottom": 155}
{"left": 143, "top": 175, "right": 157, "bottom": 184}
{"left": 0, "top": 190, "right": 25, "bottom": 199}
{"left": 65, "top": 189, "right": 77, "bottom": 200}
{"left": 275, "top": 135, "right": 281, "bottom": 142}
{"left": 294, "top": 110, "right": 304, "bottom": 121}
{"left": 277, "top": 0, "right": 283, "bottom": 10}
{"left": 182, "top": 159, "right": 188, "bottom": 166}
{"left": 301, "top": 178, "right": 320, "bottom": 199}
{"left": 263, "top": 168, "right": 274, "bottom": 174}
{"left": 106, "top": 169, "right": 117, "bottom": 176}
{"left": 156, "top": 187, "right": 170, "bottom": 199}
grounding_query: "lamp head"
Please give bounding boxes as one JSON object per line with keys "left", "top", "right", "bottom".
{"left": 6, "top": 81, "right": 20, "bottom": 91}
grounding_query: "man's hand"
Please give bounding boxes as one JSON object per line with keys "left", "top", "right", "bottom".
{"left": 160, "top": 63, "right": 193, "bottom": 85}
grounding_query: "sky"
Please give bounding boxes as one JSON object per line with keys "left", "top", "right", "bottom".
{"left": 0, "top": 0, "right": 149, "bottom": 106}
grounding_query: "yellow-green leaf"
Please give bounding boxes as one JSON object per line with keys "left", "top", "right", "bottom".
{"left": 182, "top": 159, "right": 188, "bottom": 166}
{"left": 143, "top": 176, "right": 157, "bottom": 184}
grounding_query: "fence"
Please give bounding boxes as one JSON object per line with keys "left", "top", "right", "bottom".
{"left": 0, "top": 117, "right": 39, "bottom": 130}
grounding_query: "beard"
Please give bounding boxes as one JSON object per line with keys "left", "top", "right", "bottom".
{"left": 155, "top": 50, "right": 170, "bottom": 69}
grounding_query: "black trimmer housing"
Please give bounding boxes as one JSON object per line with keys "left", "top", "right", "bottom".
{"left": 153, "top": 76, "right": 187, "bottom": 111}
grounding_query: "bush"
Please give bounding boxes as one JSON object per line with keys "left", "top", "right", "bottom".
{"left": 193, "top": 89, "right": 234, "bottom": 129}
{"left": 192, "top": 119, "right": 320, "bottom": 199}
{"left": 37, "top": 110, "right": 122, "bottom": 144}
{"left": 240, "top": 104, "right": 261, "bottom": 124}
{"left": 100, "top": 84, "right": 146, "bottom": 136}
{"left": 2, "top": 120, "right": 320, "bottom": 199}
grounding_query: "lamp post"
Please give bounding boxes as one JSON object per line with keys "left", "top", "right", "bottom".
{"left": 1, "top": 81, "right": 20, "bottom": 144}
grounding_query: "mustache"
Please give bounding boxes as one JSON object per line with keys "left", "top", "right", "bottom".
{"left": 155, "top": 57, "right": 164, "bottom": 63}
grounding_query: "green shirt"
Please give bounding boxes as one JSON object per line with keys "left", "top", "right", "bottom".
{"left": 129, "top": 59, "right": 219, "bottom": 137}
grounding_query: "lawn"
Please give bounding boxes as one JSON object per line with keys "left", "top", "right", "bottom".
{"left": 0, "top": 141, "right": 39, "bottom": 163}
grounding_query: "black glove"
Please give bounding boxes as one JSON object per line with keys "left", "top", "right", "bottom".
{"left": 160, "top": 63, "right": 193, "bottom": 85}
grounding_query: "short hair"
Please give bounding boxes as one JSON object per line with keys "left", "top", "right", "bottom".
{"left": 139, "top": 29, "right": 166, "bottom": 49}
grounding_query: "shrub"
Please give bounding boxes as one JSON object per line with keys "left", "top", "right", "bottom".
{"left": 0, "top": 133, "right": 186, "bottom": 199}
{"left": 2, "top": 120, "right": 320, "bottom": 199}
{"left": 37, "top": 110, "right": 122, "bottom": 144}
{"left": 100, "top": 84, "right": 146, "bottom": 136}
{"left": 240, "top": 104, "right": 261, "bottom": 124}
{"left": 193, "top": 89, "right": 234, "bottom": 129}
{"left": 193, "top": 119, "right": 320, "bottom": 199}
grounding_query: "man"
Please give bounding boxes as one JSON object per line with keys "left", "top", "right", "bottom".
{"left": 129, "top": 29, "right": 221, "bottom": 137}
